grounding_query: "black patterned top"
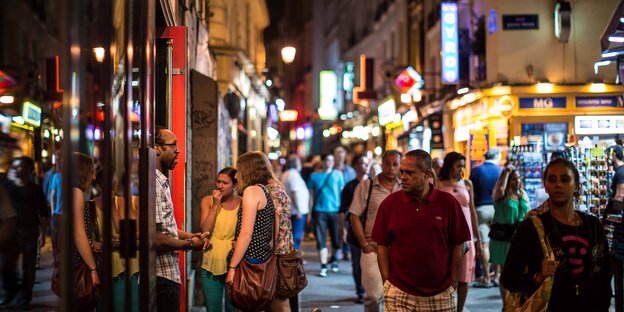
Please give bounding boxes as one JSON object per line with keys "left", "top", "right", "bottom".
{"left": 235, "top": 184, "right": 275, "bottom": 261}
{"left": 73, "top": 200, "right": 100, "bottom": 267}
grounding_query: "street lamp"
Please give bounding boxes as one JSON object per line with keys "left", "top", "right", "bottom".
{"left": 281, "top": 46, "right": 296, "bottom": 64}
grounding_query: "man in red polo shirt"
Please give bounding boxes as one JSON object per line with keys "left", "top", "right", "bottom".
{"left": 371, "top": 149, "right": 470, "bottom": 311}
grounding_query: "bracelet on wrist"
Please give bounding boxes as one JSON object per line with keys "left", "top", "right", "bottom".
{"left": 228, "top": 265, "right": 237, "bottom": 270}
{"left": 90, "top": 267, "right": 97, "bottom": 272}
{"left": 361, "top": 242, "right": 370, "bottom": 248}
{"left": 185, "top": 239, "right": 194, "bottom": 250}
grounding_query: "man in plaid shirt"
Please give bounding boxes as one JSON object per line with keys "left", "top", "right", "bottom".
{"left": 154, "top": 127, "right": 206, "bottom": 312}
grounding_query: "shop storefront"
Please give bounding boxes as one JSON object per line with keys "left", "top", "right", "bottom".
{"left": 448, "top": 83, "right": 624, "bottom": 166}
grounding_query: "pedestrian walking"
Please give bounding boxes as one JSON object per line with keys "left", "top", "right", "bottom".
{"left": 307, "top": 154, "right": 345, "bottom": 277}
{"left": 502, "top": 158, "right": 611, "bottom": 311}
{"left": 372, "top": 150, "right": 470, "bottom": 311}
{"left": 437, "top": 152, "right": 482, "bottom": 312}
{"left": 469, "top": 147, "right": 503, "bottom": 288}
{"left": 350, "top": 150, "right": 401, "bottom": 311}
{"left": 1, "top": 157, "right": 48, "bottom": 309}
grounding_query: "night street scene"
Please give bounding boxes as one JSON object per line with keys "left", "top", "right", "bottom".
{"left": 0, "top": 0, "right": 623, "bottom": 311}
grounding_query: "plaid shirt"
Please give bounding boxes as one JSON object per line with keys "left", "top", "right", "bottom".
{"left": 155, "top": 170, "right": 180, "bottom": 284}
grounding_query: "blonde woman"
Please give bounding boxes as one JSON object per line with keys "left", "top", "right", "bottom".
{"left": 200, "top": 167, "right": 240, "bottom": 312}
{"left": 226, "top": 151, "right": 293, "bottom": 312}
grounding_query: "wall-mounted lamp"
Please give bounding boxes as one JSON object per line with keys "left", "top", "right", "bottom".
{"left": 281, "top": 46, "right": 296, "bottom": 64}
{"left": 93, "top": 47, "right": 105, "bottom": 63}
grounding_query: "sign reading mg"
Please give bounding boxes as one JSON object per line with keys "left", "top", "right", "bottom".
{"left": 519, "top": 97, "right": 566, "bottom": 109}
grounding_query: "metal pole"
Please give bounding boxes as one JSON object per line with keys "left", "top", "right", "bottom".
{"left": 123, "top": 0, "right": 135, "bottom": 310}
{"left": 60, "top": 0, "right": 86, "bottom": 308}
{"left": 99, "top": 0, "right": 114, "bottom": 310}
{"left": 138, "top": 0, "right": 157, "bottom": 310}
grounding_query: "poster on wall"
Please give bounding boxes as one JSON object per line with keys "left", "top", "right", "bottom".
{"left": 469, "top": 128, "right": 489, "bottom": 169}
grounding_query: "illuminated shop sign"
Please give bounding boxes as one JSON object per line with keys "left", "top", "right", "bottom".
{"left": 395, "top": 66, "right": 424, "bottom": 94}
{"left": 343, "top": 62, "right": 355, "bottom": 101}
{"left": 441, "top": 2, "right": 459, "bottom": 84}
{"left": 519, "top": 97, "right": 566, "bottom": 109}
{"left": 22, "top": 101, "right": 42, "bottom": 127}
{"left": 378, "top": 98, "right": 398, "bottom": 126}
{"left": 575, "top": 96, "right": 622, "bottom": 108}
{"left": 319, "top": 70, "right": 338, "bottom": 120}
{"left": 575, "top": 115, "right": 624, "bottom": 135}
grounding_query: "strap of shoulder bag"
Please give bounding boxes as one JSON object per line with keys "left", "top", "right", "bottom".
{"left": 360, "top": 177, "right": 374, "bottom": 226}
{"left": 257, "top": 184, "right": 278, "bottom": 256}
{"left": 530, "top": 217, "right": 554, "bottom": 261}
{"left": 315, "top": 170, "right": 334, "bottom": 202}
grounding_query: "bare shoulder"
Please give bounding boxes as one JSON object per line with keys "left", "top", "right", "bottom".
{"left": 201, "top": 195, "right": 213, "bottom": 204}
{"left": 463, "top": 179, "right": 473, "bottom": 189}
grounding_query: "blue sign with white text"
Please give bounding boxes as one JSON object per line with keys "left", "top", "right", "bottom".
{"left": 503, "top": 15, "right": 539, "bottom": 30}
{"left": 519, "top": 97, "right": 567, "bottom": 109}
{"left": 441, "top": 2, "right": 459, "bottom": 84}
{"left": 575, "top": 96, "right": 620, "bottom": 108}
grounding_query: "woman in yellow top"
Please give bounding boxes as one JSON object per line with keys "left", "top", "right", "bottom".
{"left": 200, "top": 167, "right": 241, "bottom": 312}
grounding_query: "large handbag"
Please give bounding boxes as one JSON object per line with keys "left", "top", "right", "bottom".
{"left": 51, "top": 200, "right": 100, "bottom": 310}
{"left": 504, "top": 217, "right": 555, "bottom": 312}
{"left": 227, "top": 189, "right": 279, "bottom": 311}
{"left": 276, "top": 249, "right": 308, "bottom": 298}
{"left": 51, "top": 257, "right": 99, "bottom": 310}
{"left": 227, "top": 256, "right": 278, "bottom": 311}
{"left": 346, "top": 178, "right": 373, "bottom": 247}
{"left": 489, "top": 222, "right": 519, "bottom": 241}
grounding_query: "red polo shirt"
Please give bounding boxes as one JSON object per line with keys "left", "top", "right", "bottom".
{"left": 371, "top": 186, "right": 470, "bottom": 296}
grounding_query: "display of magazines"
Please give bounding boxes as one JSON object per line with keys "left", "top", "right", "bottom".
{"left": 507, "top": 145, "right": 544, "bottom": 208}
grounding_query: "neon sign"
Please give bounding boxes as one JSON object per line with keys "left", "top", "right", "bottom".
{"left": 441, "top": 2, "right": 459, "bottom": 84}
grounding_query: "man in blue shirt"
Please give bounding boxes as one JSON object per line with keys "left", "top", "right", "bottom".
{"left": 469, "top": 147, "right": 503, "bottom": 287}
{"left": 308, "top": 153, "right": 345, "bottom": 277}
{"left": 48, "top": 152, "right": 63, "bottom": 263}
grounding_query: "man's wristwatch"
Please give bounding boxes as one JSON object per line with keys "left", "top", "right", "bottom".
{"left": 185, "top": 239, "right": 194, "bottom": 250}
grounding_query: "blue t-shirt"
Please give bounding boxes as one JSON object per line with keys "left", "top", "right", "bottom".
{"left": 49, "top": 172, "right": 63, "bottom": 215}
{"left": 470, "top": 161, "right": 502, "bottom": 206}
{"left": 308, "top": 170, "right": 345, "bottom": 213}
{"left": 42, "top": 168, "right": 56, "bottom": 200}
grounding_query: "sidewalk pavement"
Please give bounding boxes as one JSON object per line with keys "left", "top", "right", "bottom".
{"left": 12, "top": 238, "right": 505, "bottom": 312}
{"left": 0, "top": 239, "right": 58, "bottom": 311}
{"left": 298, "top": 240, "right": 503, "bottom": 312}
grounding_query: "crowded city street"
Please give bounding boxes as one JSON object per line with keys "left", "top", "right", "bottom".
{"left": 1, "top": 0, "right": 624, "bottom": 311}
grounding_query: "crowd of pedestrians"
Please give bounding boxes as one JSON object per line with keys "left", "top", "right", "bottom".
{"left": 0, "top": 127, "right": 621, "bottom": 311}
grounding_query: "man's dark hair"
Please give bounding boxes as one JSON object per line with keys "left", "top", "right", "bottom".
{"left": 350, "top": 154, "right": 365, "bottom": 167}
{"left": 332, "top": 145, "right": 348, "bottom": 153}
{"left": 439, "top": 152, "right": 466, "bottom": 181}
{"left": 320, "top": 153, "right": 331, "bottom": 162}
{"left": 155, "top": 125, "right": 166, "bottom": 146}
{"left": 405, "top": 149, "right": 432, "bottom": 173}
{"left": 286, "top": 154, "right": 300, "bottom": 170}
{"left": 381, "top": 150, "right": 402, "bottom": 162}
{"left": 16, "top": 156, "right": 35, "bottom": 173}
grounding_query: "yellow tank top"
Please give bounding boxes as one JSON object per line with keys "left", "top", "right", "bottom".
{"left": 109, "top": 196, "right": 140, "bottom": 278}
{"left": 201, "top": 204, "right": 239, "bottom": 275}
